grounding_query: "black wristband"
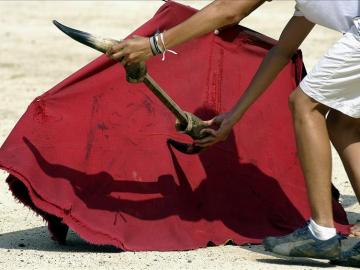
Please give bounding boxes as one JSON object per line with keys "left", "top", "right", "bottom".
{"left": 149, "top": 37, "right": 157, "bottom": 56}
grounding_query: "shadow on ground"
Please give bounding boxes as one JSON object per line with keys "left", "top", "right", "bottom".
{"left": 341, "top": 195, "right": 358, "bottom": 208}
{"left": 0, "top": 226, "right": 119, "bottom": 253}
{"left": 347, "top": 211, "right": 360, "bottom": 224}
{"left": 341, "top": 194, "right": 360, "bottom": 224}
{"left": 240, "top": 237, "right": 360, "bottom": 269}
{"left": 256, "top": 258, "right": 335, "bottom": 268}
{"left": 240, "top": 245, "right": 335, "bottom": 268}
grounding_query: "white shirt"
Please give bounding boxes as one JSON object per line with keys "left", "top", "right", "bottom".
{"left": 294, "top": 0, "right": 360, "bottom": 33}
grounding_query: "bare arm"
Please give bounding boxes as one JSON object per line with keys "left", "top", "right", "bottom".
{"left": 196, "top": 16, "right": 315, "bottom": 147}
{"left": 227, "top": 16, "right": 315, "bottom": 124}
{"left": 107, "top": 0, "right": 267, "bottom": 64}
{"left": 163, "top": 0, "right": 267, "bottom": 49}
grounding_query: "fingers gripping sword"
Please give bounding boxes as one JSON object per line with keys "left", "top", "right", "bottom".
{"left": 53, "top": 21, "right": 207, "bottom": 154}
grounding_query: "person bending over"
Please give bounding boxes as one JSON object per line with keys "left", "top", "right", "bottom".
{"left": 107, "top": 0, "right": 360, "bottom": 266}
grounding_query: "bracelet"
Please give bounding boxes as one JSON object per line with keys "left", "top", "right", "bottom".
{"left": 159, "top": 32, "right": 178, "bottom": 61}
{"left": 155, "top": 33, "right": 165, "bottom": 53}
{"left": 149, "top": 31, "right": 178, "bottom": 61}
{"left": 153, "top": 33, "right": 163, "bottom": 54}
{"left": 149, "top": 36, "right": 157, "bottom": 56}
{"left": 149, "top": 33, "right": 162, "bottom": 56}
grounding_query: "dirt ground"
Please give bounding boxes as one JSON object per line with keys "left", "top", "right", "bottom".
{"left": 0, "top": 1, "right": 359, "bottom": 269}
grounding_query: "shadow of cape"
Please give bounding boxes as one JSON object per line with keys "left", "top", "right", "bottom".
{"left": 18, "top": 107, "right": 306, "bottom": 246}
{"left": 0, "top": 226, "right": 118, "bottom": 253}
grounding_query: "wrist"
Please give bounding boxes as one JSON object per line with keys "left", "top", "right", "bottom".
{"left": 224, "top": 111, "right": 239, "bottom": 126}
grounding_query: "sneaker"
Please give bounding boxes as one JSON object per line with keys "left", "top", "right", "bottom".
{"left": 332, "top": 241, "right": 360, "bottom": 267}
{"left": 263, "top": 223, "right": 341, "bottom": 260}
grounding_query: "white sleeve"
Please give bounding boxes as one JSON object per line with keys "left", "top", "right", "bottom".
{"left": 293, "top": 4, "right": 304, "bottom": 17}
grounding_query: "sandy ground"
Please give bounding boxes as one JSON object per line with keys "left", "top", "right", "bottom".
{"left": 0, "top": 1, "right": 359, "bottom": 269}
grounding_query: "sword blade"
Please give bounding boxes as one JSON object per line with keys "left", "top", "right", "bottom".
{"left": 53, "top": 20, "right": 118, "bottom": 53}
{"left": 53, "top": 21, "right": 190, "bottom": 131}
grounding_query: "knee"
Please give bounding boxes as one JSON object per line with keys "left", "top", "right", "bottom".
{"left": 288, "top": 89, "right": 310, "bottom": 122}
{"left": 288, "top": 88, "right": 327, "bottom": 124}
{"left": 288, "top": 90, "right": 298, "bottom": 113}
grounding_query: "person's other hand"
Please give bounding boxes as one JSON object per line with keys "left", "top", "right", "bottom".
{"left": 106, "top": 35, "right": 152, "bottom": 65}
{"left": 194, "top": 112, "right": 234, "bottom": 148}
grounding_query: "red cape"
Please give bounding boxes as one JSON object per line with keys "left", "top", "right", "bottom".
{"left": 0, "top": 2, "right": 349, "bottom": 251}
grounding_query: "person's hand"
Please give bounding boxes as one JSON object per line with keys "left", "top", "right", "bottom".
{"left": 194, "top": 112, "right": 235, "bottom": 148}
{"left": 106, "top": 35, "right": 153, "bottom": 66}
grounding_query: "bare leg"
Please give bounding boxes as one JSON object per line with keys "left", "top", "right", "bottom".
{"left": 327, "top": 110, "right": 360, "bottom": 235}
{"left": 289, "top": 88, "right": 334, "bottom": 227}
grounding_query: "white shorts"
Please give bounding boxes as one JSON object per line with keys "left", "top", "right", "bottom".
{"left": 300, "top": 26, "right": 360, "bottom": 118}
